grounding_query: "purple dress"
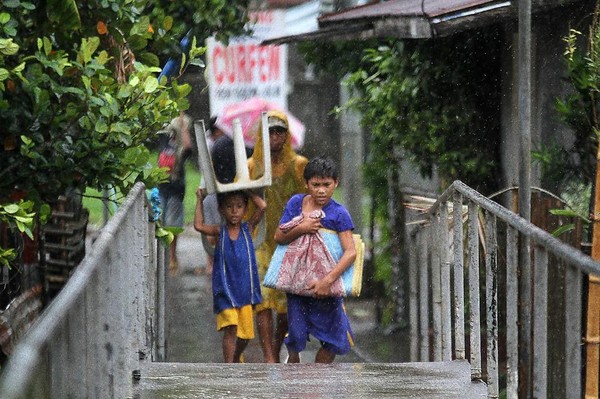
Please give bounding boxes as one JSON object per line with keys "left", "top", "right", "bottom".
{"left": 212, "top": 222, "right": 262, "bottom": 314}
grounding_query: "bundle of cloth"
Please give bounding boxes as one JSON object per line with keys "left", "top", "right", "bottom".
{"left": 264, "top": 210, "right": 364, "bottom": 297}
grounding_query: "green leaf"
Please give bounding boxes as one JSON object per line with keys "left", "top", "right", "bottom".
{"left": 163, "top": 16, "right": 173, "bottom": 31}
{"left": 549, "top": 208, "right": 581, "bottom": 217}
{"left": 0, "top": 38, "right": 19, "bottom": 55}
{"left": 21, "top": 2, "right": 36, "bottom": 10}
{"left": 552, "top": 223, "right": 576, "bottom": 237}
{"left": 81, "top": 37, "right": 100, "bottom": 64}
{"left": 95, "top": 120, "right": 108, "bottom": 133}
{"left": 39, "top": 203, "right": 52, "bottom": 224}
{"left": 117, "top": 85, "right": 132, "bottom": 98}
{"left": 143, "top": 77, "right": 158, "bottom": 93}
{"left": 42, "top": 37, "right": 52, "bottom": 56}
{"left": 127, "top": 35, "right": 147, "bottom": 51}
{"left": 163, "top": 226, "right": 184, "bottom": 235}
{"left": 155, "top": 226, "right": 174, "bottom": 246}
{"left": 15, "top": 220, "right": 25, "bottom": 232}
{"left": 3, "top": 204, "right": 19, "bottom": 214}
{"left": 189, "top": 58, "right": 205, "bottom": 68}
{"left": 129, "top": 76, "right": 140, "bottom": 87}
{"left": 13, "top": 215, "right": 33, "bottom": 223}
{"left": 3, "top": 0, "right": 20, "bottom": 8}
{"left": 137, "top": 52, "right": 159, "bottom": 67}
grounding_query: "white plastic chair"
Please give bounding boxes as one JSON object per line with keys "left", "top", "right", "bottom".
{"left": 193, "top": 112, "right": 271, "bottom": 253}
{"left": 193, "top": 112, "right": 271, "bottom": 194}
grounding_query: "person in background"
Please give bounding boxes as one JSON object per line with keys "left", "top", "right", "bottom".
{"left": 193, "top": 188, "right": 266, "bottom": 362}
{"left": 158, "top": 111, "right": 193, "bottom": 275}
{"left": 247, "top": 110, "right": 308, "bottom": 363}
{"left": 273, "top": 157, "right": 356, "bottom": 364}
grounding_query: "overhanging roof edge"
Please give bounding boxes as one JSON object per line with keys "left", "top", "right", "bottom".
{"left": 262, "top": 22, "right": 377, "bottom": 45}
{"left": 262, "top": 0, "right": 583, "bottom": 45}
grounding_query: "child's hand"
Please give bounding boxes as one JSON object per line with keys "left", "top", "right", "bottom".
{"left": 196, "top": 187, "right": 204, "bottom": 201}
{"left": 308, "top": 278, "right": 331, "bottom": 298}
{"left": 299, "top": 215, "right": 322, "bottom": 234}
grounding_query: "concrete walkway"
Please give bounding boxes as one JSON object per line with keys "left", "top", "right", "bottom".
{"left": 136, "top": 361, "right": 486, "bottom": 399}
{"left": 133, "top": 226, "right": 487, "bottom": 398}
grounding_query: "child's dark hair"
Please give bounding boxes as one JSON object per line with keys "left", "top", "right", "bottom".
{"left": 217, "top": 190, "right": 249, "bottom": 207}
{"left": 303, "top": 157, "right": 338, "bottom": 181}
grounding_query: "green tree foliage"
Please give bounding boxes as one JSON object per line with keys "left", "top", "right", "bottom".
{"left": 346, "top": 35, "right": 501, "bottom": 191}
{"left": 540, "top": 8, "right": 600, "bottom": 189}
{"left": 0, "top": 0, "right": 249, "bottom": 267}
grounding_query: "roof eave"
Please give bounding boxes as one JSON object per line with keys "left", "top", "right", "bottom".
{"left": 262, "top": 17, "right": 433, "bottom": 45}
{"left": 372, "top": 17, "right": 434, "bottom": 39}
{"left": 261, "top": 0, "right": 578, "bottom": 45}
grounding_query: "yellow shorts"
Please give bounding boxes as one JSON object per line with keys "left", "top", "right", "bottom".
{"left": 216, "top": 305, "right": 255, "bottom": 340}
{"left": 254, "top": 286, "right": 287, "bottom": 314}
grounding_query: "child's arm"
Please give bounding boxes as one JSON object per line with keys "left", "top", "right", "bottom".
{"left": 246, "top": 190, "right": 266, "bottom": 232}
{"left": 193, "top": 188, "right": 220, "bottom": 236}
{"left": 309, "top": 229, "right": 357, "bottom": 297}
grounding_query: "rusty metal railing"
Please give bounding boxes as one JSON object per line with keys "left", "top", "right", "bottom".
{"left": 0, "top": 183, "right": 166, "bottom": 398}
{"left": 408, "top": 180, "right": 598, "bottom": 398}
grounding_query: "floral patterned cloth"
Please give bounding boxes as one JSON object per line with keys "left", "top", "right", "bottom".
{"left": 266, "top": 210, "right": 345, "bottom": 297}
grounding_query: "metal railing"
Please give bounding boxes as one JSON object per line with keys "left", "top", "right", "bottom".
{"left": 407, "top": 180, "right": 599, "bottom": 398}
{"left": 0, "top": 183, "right": 166, "bottom": 399}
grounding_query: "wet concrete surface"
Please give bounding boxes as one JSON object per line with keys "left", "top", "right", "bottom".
{"left": 134, "top": 226, "right": 487, "bottom": 397}
{"left": 136, "top": 361, "right": 487, "bottom": 398}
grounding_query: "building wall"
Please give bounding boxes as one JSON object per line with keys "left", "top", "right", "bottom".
{"left": 287, "top": 44, "right": 341, "bottom": 165}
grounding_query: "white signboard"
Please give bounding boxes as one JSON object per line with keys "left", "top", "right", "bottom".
{"left": 207, "top": 10, "right": 288, "bottom": 115}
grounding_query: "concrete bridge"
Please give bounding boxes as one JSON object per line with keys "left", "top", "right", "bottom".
{"left": 132, "top": 226, "right": 486, "bottom": 398}
{"left": 0, "top": 181, "right": 596, "bottom": 398}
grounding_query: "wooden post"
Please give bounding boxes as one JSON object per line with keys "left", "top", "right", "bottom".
{"left": 585, "top": 146, "right": 600, "bottom": 398}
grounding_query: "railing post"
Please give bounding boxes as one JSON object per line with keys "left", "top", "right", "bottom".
{"left": 506, "top": 226, "right": 519, "bottom": 398}
{"left": 519, "top": 229, "right": 533, "bottom": 398}
{"left": 440, "top": 202, "right": 452, "bottom": 361}
{"left": 452, "top": 192, "right": 465, "bottom": 360}
{"left": 485, "top": 212, "right": 499, "bottom": 398}
{"left": 565, "top": 263, "right": 582, "bottom": 398}
{"left": 468, "top": 202, "right": 482, "bottom": 379}
{"left": 409, "top": 232, "right": 419, "bottom": 362}
{"left": 432, "top": 211, "right": 443, "bottom": 361}
{"left": 532, "top": 245, "right": 548, "bottom": 398}
{"left": 156, "top": 240, "right": 167, "bottom": 362}
{"left": 419, "top": 230, "right": 430, "bottom": 361}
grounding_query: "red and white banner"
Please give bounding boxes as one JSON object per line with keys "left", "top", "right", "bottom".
{"left": 207, "top": 10, "right": 288, "bottom": 115}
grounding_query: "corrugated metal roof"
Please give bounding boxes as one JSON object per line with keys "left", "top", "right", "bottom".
{"left": 266, "top": 0, "right": 313, "bottom": 8}
{"left": 263, "top": 0, "right": 512, "bottom": 43}
{"left": 262, "top": 0, "right": 583, "bottom": 44}
{"left": 319, "top": 0, "right": 500, "bottom": 23}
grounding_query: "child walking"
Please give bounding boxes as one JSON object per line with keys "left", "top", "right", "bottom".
{"left": 194, "top": 188, "right": 266, "bottom": 363}
{"left": 273, "top": 157, "right": 357, "bottom": 364}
